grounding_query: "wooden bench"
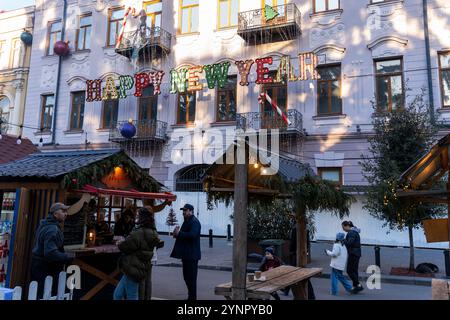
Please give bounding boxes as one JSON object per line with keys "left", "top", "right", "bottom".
{"left": 215, "top": 265, "right": 322, "bottom": 300}
{"left": 432, "top": 279, "right": 450, "bottom": 300}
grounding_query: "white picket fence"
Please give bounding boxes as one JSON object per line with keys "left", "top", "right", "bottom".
{"left": 11, "top": 271, "right": 73, "bottom": 300}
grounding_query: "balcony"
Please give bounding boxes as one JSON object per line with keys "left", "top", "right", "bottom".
{"left": 236, "top": 109, "right": 303, "bottom": 136}
{"left": 109, "top": 119, "right": 168, "bottom": 143}
{"left": 237, "top": 3, "right": 301, "bottom": 44}
{"left": 115, "top": 26, "right": 171, "bottom": 60}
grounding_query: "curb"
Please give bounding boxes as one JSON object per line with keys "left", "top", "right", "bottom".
{"left": 156, "top": 263, "right": 435, "bottom": 287}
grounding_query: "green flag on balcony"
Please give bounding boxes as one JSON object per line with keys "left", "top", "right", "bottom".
{"left": 264, "top": 4, "right": 279, "bottom": 21}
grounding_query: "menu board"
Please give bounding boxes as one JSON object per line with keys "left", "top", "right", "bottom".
{"left": 63, "top": 209, "right": 87, "bottom": 249}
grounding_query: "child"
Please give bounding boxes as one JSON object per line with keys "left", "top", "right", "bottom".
{"left": 325, "top": 233, "right": 353, "bottom": 296}
{"left": 259, "top": 246, "right": 283, "bottom": 300}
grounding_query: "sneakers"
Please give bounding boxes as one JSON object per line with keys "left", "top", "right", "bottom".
{"left": 350, "top": 284, "right": 364, "bottom": 294}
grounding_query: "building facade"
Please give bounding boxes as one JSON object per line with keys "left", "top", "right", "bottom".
{"left": 21, "top": 0, "right": 450, "bottom": 247}
{"left": 0, "top": 6, "right": 35, "bottom": 137}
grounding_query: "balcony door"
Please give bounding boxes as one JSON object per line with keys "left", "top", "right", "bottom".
{"left": 138, "top": 86, "right": 158, "bottom": 138}
{"left": 145, "top": 0, "right": 162, "bottom": 29}
{"left": 261, "top": 76, "right": 287, "bottom": 130}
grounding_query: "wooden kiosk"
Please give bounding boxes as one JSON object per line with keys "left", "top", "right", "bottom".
{"left": 0, "top": 149, "right": 175, "bottom": 299}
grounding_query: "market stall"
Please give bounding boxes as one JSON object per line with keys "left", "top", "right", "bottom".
{"left": 0, "top": 149, "right": 176, "bottom": 298}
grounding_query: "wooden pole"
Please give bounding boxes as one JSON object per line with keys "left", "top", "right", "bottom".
{"left": 232, "top": 139, "right": 248, "bottom": 300}
{"left": 296, "top": 206, "right": 308, "bottom": 268}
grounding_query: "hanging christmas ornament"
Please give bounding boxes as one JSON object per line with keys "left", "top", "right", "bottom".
{"left": 187, "top": 66, "right": 203, "bottom": 91}
{"left": 102, "top": 76, "right": 119, "bottom": 100}
{"left": 120, "top": 120, "right": 137, "bottom": 139}
{"left": 86, "top": 79, "right": 102, "bottom": 102}
{"left": 203, "top": 62, "right": 230, "bottom": 89}
{"left": 170, "top": 69, "right": 188, "bottom": 93}
{"left": 53, "top": 40, "right": 70, "bottom": 57}
{"left": 235, "top": 60, "right": 254, "bottom": 86}
{"left": 20, "top": 30, "right": 33, "bottom": 45}
{"left": 255, "top": 57, "right": 274, "bottom": 84}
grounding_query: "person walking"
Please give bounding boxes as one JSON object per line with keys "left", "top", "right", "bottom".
{"left": 342, "top": 221, "right": 363, "bottom": 293}
{"left": 31, "top": 202, "right": 74, "bottom": 297}
{"left": 113, "top": 207, "right": 161, "bottom": 300}
{"left": 325, "top": 233, "right": 353, "bottom": 296}
{"left": 170, "top": 204, "right": 201, "bottom": 300}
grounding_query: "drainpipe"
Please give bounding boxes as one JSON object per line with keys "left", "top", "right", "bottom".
{"left": 422, "top": 0, "right": 435, "bottom": 124}
{"left": 47, "top": 0, "right": 68, "bottom": 146}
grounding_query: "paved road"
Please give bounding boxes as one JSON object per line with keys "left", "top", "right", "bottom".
{"left": 151, "top": 266, "right": 431, "bottom": 300}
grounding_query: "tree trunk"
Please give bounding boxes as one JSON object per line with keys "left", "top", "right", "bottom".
{"left": 408, "top": 226, "right": 415, "bottom": 271}
{"left": 296, "top": 206, "right": 308, "bottom": 268}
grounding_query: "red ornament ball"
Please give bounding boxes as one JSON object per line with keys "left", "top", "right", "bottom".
{"left": 54, "top": 41, "right": 70, "bottom": 56}
{"left": 72, "top": 178, "right": 77, "bottom": 183}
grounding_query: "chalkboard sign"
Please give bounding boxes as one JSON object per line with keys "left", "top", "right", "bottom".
{"left": 63, "top": 208, "right": 87, "bottom": 249}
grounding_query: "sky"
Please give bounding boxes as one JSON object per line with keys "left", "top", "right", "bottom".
{"left": 0, "top": 0, "right": 35, "bottom": 11}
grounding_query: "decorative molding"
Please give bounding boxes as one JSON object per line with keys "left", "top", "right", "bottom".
{"left": 309, "top": 9, "right": 343, "bottom": 27}
{"left": 310, "top": 23, "right": 346, "bottom": 48}
{"left": 93, "top": 0, "right": 112, "bottom": 12}
{"left": 367, "top": 36, "right": 408, "bottom": 51}
{"left": 367, "top": 35, "right": 408, "bottom": 58}
{"left": 367, "top": 0, "right": 404, "bottom": 18}
{"left": 41, "top": 64, "right": 58, "bottom": 89}
{"left": 67, "top": 76, "right": 88, "bottom": 91}
{"left": 313, "top": 44, "right": 346, "bottom": 64}
{"left": 314, "top": 151, "right": 345, "bottom": 168}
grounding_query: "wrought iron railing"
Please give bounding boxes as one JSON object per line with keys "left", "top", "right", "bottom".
{"left": 109, "top": 119, "right": 168, "bottom": 142}
{"left": 238, "top": 3, "right": 301, "bottom": 32}
{"left": 116, "top": 26, "right": 171, "bottom": 52}
{"left": 236, "top": 109, "right": 303, "bottom": 133}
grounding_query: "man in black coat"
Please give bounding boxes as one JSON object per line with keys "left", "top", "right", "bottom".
{"left": 170, "top": 204, "right": 201, "bottom": 300}
{"left": 31, "top": 203, "right": 74, "bottom": 297}
{"left": 342, "top": 221, "right": 363, "bottom": 293}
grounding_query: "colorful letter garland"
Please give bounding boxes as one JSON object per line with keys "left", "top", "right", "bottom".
{"left": 84, "top": 53, "right": 321, "bottom": 102}
{"left": 203, "top": 62, "right": 231, "bottom": 89}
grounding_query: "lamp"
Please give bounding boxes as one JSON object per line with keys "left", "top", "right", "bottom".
{"left": 87, "top": 229, "right": 96, "bottom": 247}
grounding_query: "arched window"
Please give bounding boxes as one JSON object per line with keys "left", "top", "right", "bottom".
{"left": 175, "top": 165, "right": 210, "bottom": 192}
{"left": 0, "top": 96, "right": 10, "bottom": 133}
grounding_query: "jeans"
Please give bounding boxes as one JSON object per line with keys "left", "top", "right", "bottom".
{"left": 347, "top": 254, "right": 361, "bottom": 287}
{"left": 113, "top": 274, "right": 139, "bottom": 300}
{"left": 331, "top": 268, "right": 353, "bottom": 295}
{"left": 182, "top": 260, "right": 198, "bottom": 300}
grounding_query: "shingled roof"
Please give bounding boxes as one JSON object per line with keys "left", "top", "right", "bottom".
{"left": 0, "top": 135, "right": 39, "bottom": 165}
{"left": 0, "top": 149, "right": 122, "bottom": 179}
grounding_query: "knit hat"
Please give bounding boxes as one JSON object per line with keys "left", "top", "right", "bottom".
{"left": 265, "top": 246, "right": 275, "bottom": 255}
{"left": 336, "top": 232, "right": 345, "bottom": 241}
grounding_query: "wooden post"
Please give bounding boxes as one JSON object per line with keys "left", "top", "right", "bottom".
{"left": 295, "top": 206, "right": 308, "bottom": 268}
{"left": 232, "top": 139, "right": 248, "bottom": 300}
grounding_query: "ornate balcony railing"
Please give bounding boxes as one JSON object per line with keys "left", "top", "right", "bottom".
{"left": 236, "top": 110, "right": 303, "bottom": 134}
{"left": 237, "top": 3, "right": 301, "bottom": 43}
{"left": 109, "top": 119, "right": 168, "bottom": 143}
{"left": 115, "top": 26, "right": 171, "bottom": 59}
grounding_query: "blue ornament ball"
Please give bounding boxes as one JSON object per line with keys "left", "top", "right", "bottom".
{"left": 20, "top": 31, "right": 33, "bottom": 45}
{"left": 120, "top": 122, "right": 136, "bottom": 139}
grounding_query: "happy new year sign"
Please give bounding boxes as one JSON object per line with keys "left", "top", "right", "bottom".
{"left": 85, "top": 53, "right": 320, "bottom": 102}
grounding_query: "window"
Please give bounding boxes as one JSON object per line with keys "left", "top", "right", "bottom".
{"left": 0, "top": 41, "right": 5, "bottom": 69}
{"left": 47, "top": 20, "right": 62, "bottom": 55}
{"left": 177, "top": 91, "right": 196, "bottom": 124}
{"left": 180, "top": 0, "right": 199, "bottom": 34}
{"left": 107, "top": 7, "right": 125, "bottom": 46}
{"left": 70, "top": 91, "right": 86, "bottom": 130}
{"left": 10, "top": 39, "right": 22, "bottom": 68}
{"left": 375, "top": 58, "right": 404, "bottom": 112}
{"left": 40, "top": 94, "right": 54, "bottom": 131}
{"left": 144, "top": 0, "right": 162, "bottom": 29}
{"left": 217, "top": 76, "right": 237, "bottom": 122}
{"left": 218, "top": 0, "right": 238, "bottom": 29}
{"left": 261, "top": 71, "right": 287, "bottom": 129}
{"left": 102, "top": 99, "right": 119, "bottom": 129}
{"left": 313, "top": 0, "right": 340, "bottom": 13}
{"left": 317, "top": 65, "right": 342, "bottom": 116}
{"left": 439, "top": 52, "right": 450, "bottom": 108}
{"left": 139, "top": 86, "right": 158, "bottom": 122}
{"left": 263, "top": 0, "right": 287, "bottom": 18}
{"left": 175, "top": 165, "right": 210, "bottom": 192}
{"left": 76, "top": 13, "right": 92, "bottom": 51}
{"left": 318, "top": 167, "right": 342, "bottom": 185}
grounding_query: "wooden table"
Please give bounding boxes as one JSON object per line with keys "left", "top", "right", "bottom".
{"left": 215, "top": 266, "right": 322, "bottom": 300}
{"left": 68, "top": 245, "right": 121, "bottom": 300}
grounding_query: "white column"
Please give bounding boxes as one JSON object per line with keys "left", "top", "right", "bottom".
{"left": 11, "top": 80, "right": 24, "bottom": 136}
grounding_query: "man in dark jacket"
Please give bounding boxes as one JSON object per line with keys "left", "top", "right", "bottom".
{"left": 170, "top": 204, "right": 201, "bottom": 300}
{"left": 342, "top": 221, "right": 363, "bottom": 293}
{"left": 31, "top": 202, "right": 73, "bottom": 297}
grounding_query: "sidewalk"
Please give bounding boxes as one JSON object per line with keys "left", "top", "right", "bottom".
{"left": 156, "top": 235, "right": 449, "bottom": 286}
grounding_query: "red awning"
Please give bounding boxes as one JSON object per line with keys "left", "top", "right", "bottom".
{"left": 74, "top": 184, "right": 177, "bottom": 201}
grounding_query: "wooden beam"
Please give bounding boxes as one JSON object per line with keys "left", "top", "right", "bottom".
{"left": 0, "top": 182, "right": 60, "bottom": 190}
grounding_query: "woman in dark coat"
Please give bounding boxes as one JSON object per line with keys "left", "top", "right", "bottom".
{"left": 113, "top": 208, "right": 161, "bottom": 300}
